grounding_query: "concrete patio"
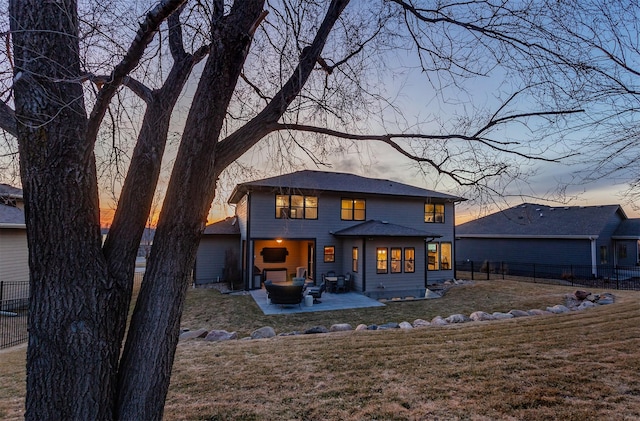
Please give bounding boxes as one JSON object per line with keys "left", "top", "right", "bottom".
{"left": 250, "top": 288, "right": 385, "bottom": 315}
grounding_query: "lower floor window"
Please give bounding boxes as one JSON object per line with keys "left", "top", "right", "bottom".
{"left": 428, "top": 242, "right": 452, "bottom": 271}
{"left": 376, "top": 248, "right": 388, "bottom": 273}
{"left": 404, "top": 248, "right": 415, "bottom": 273}
{"left": 390, "top": 248, "right": 402, "bottom": 273}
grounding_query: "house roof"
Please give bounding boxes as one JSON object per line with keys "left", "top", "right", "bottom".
{"left": 228, "top": 170, "right": 465, "bottom": 204}
{"left": 0, "top": 203, "right": 25, "bottom": 228}
{"left": 333, "top": 219, "right": 442, "bottom": 238}
{"left": 0, "top": 184, "right": 23, "bottom": 199}
{"left": 456, "top": 203, "right": 626, "bottom": 239}
{"left": 203, "top": 216, "right": 240, "bottom": 235}
{"left": 613, "top": 218, "right": 640, "bottom": 239}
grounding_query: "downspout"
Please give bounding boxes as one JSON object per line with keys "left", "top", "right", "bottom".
{"left": 452, "top": 201, "right": 457, "bottom": 278}
{"left": 424, "top": 238, "right": 428, "bottom": 288}
{"left": 362, "top": 238, "right": 367, "bottom": 292}
{"left": 245, "top": 192, "right": 252, "bottom": 290}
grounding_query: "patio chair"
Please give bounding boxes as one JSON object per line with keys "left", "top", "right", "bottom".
{"left": 335, "top": 275, "right": 347, "bottom": 293}
{"left": 307, "top": 281, "right": 326, "bottom": 304}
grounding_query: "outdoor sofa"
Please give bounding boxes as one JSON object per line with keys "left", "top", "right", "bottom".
{"left": 264, "top": 280, "right": 305, "bottom": 306}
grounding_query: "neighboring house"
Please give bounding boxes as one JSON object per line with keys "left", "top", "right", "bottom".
{"left": 0, "top": 184, "right": 29, "bottom": 307}
{"left": 197, "top": 170, "right": 464, "bottom": 299}
{"left": 456, "top": 203, "right": 640, "bottom": 277}
{"left": 194, "top": 216, "right": 240, "bottom": 285}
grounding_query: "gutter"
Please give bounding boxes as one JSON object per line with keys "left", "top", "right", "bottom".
{"left": 0, "top": 223, "right": 26, "bottom": 229}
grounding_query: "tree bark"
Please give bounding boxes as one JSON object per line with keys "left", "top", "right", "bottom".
{"left": 10, "top": 1, "right": 117, "bottom": 419}
{"left": 115, "top": 2, "right": 267, "bottom": 419}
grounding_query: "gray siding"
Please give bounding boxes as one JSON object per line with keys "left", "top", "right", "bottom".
{"left": 0, "top": 228, "right": 29, "bottom": 283}
{"left": 195, "top": 235, "right": 240, "bottom": 284}
{"left": 456, "top": 237, "right": 593, "bottom": 266}
{"left": 238, "top": 189, "right": 458, "bottom": 292}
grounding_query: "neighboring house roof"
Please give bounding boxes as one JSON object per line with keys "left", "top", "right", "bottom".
{"left": 0, "top": 203, "right": 25, "bottom": 228}
{"left": 456, "top": 203, "right": 626, "bottom": 239}
{"left": 0, "top": 183, "right": 23, "bottom": 199}
{"left": 203, "top": 216, "right": 240, "bottom": 235}
{"left": 613, "top": 218, "right": 640, "bottom": 239}
{"left": 228, "top": 170, "right": 465, "bottom": 204}
{"left": 333, "top": 219, "right": 442, "bottom": 238}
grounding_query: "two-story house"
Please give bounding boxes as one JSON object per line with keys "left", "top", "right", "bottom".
{"left": 195, "top": 170, "right": 464, "bottom": 299}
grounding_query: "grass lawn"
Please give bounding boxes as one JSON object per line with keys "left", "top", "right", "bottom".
{"left": 2, "top": 280, "right": 639, "bottom": 420}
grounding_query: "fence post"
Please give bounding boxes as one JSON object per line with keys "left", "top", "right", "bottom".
{"left": 0, "top": 281, "right": 3, "bottom": 311}
{"left": 616, "top": 266, "right": 619, "bottom": 290}
{"left": 471, "top": 261, "right": 474, "bottom": 280}
{"left": 533, "top": 264, "right": 536, "bottom": 282}
{"left": 486, "top": 261, "right": 490, "bottom": 280}
{"left": 501, "top": 261, "right": 505, "bottom": 280}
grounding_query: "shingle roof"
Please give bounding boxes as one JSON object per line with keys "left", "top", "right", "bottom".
{"left": 613, "top": 218, "right": 640, "bottom": 239}
{"left": 333, "top": 219, "right": 442, "bottom": 238}
{"left": 203, "top": 216, "right": 240, "bottom": 235}
{"left": 456, "top": 203, "right": 625, "bottom": 238}
{"left": 0, "top": 203, "right": 25, "bottom": 227}
{"left": 0, "top": 184, "right": 22, "bottom": 198}
{"left": 228, "top": 170, "right": 464, "bottom": 204}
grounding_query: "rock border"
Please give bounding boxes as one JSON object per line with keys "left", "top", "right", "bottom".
{"left": 179, "top": 289, "right": 615, "bottom": 342}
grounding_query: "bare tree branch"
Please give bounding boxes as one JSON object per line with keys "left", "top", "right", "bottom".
{"left": 87, "top": 0, "right": 186, "bottom": 144}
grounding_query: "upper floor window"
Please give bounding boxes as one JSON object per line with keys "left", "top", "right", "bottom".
{"left": 276, "top": 194, "right": 318, "bottom": 219}
{"left": 341, "top": 198, "right": 366, "bottom": 221}
{"left": 425, "top": 203, "right": 444, "bottom": 223}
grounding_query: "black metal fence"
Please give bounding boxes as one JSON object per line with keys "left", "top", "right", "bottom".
{"left": 0, "top": 272, "right": 145, "bottom": 350}
{"left": 455, "top": 260, "right": 640, "bottom": 290}
{"left": 0, "top": 281, "right": 29, "bottom": 349}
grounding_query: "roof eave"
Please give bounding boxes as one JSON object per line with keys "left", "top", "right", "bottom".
{"left": 456, "top": 234, "right": 600, "bottom": 240}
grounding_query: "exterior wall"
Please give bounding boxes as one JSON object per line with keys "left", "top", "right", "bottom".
{"left": 194, "top": 235, "right": 240, "bottom": 284}
{"left": 0, "top": 228, "right": 29, "bottom": 283}
{"left": 362, "top": 237, "right": 426, "bottom": 299}
{"left": 615, "top": 239, "right": 639, "bottom": 266}
{"left": 456, "top": 237, "right": 593, "bottom": 266}
{"left": 596, "top": 211, "right": 625, "bottom": 265}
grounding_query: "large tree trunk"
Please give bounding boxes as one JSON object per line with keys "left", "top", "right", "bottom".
{"left": 115, "top": 2, "right": 266, "bottom": 419}
{"left": 10, "top": 1, "right": 118, "bottom": 419}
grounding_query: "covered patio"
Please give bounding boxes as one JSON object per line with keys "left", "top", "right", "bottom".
{"left": 250, "top": 288, "right": 385, "bottom": 315}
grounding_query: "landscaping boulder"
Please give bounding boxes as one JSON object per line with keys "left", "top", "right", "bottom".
{"left": 586, "top": 294, "right": 599, "bottom": 302}
{"left": 445, "top": 314, "right": 469, "bottom": 324}
{"left": 577, "top": 301, "right": 597, "bottom": 310}
{"left": 251, "top": 326, "right": 276, "bottom": 339}
{"left": 378, "top": 322, "right": 400, "bottom": 330}
{"left": 469, "top": 311, "right": 494, "bottom": 321}
{"left": 508, "top": 309, "right": 530, "bottom": 318}
{"left": 330, "top": 323, "right": 353, "bottom": 332}
{"left": 575, "top": 290, "right": 590, "bottom": 300}
{"left": 492, "top": 312, "right": 514, "bottom": 320}
{"left": 546, "top": 304, "right": 570, "bottom": 314}
{"left": 204, "top": 330, "right": 238, "bottom": 341}
{"left": 355, "top": 324, "right": 369, "bottom": 331}
{"left": 527, "top": 309, "right": 550, "bottom": 316}
{"left": 597, "top": 293, "right": 615, "bottom": 305}
{"left": 413, "top": 319, "right": 431, "bottom": 327}
{"left": 399, "top": 321, "right": 413, "bottom": 329}
{"left": 179, "top": 328, "right": 208, "bottom": 341}
{"left": 431, "top": 316, "right": 448, "bottom": 326}
{"left": 304, "top": 326, "right": 329, "bottom": 334}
